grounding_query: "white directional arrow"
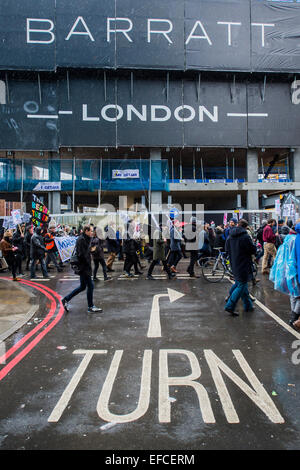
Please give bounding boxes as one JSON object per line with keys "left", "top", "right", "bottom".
{"left": 147, "top": 288, "right": 185, "bottom": 338}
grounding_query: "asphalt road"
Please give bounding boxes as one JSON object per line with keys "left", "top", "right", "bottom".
{"left": 0, "top": 260, "right": 299, "bottom": 451}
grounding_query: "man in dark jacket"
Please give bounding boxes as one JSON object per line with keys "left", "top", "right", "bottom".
{"left": 105, "top": 221, "right": 118, "bottom": 272}
{"left": 186, "top": 217, "right": 200, "bottom": 278}
{"left": 225, "top": 219, "right": 257, "bottom": 316}
{"left": 24, "top": 225, "right": 33, "bottom": 270}
{"left": 30, "top": 226, "right": 49, "bottom": 279}
{"left": 62, "top": 225, "right": 102, "bottom": 313}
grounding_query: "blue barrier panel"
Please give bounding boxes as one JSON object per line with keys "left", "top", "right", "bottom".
{"left": 0, "top": 158, "right": 169, "bottom": 192}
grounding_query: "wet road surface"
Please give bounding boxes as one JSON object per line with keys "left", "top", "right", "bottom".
{"left": 0, "top": 260, "right": 299, "bottom": 450}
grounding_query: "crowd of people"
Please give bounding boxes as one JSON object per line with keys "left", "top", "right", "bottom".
{"left": 0, "top": 215, "right": 300, "bottom": 330}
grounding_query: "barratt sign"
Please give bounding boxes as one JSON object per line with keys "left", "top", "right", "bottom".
{"left": 1, "top": 0, "right": 300, "bottom": 72}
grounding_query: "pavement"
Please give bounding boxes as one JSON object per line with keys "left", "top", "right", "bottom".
{"left": 0, "top": 277, "right": 38, "bottom": 342}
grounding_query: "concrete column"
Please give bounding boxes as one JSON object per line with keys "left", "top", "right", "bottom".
{"left": 246, "top": 149, "right": 259, "bottom": 210}
{"left": 49, "top": 191, "right": 61, "bottom": 215}
{"left": 247, "top": 190, "right": 259, "bottom": 210}
{"left": 247, "top": 149, "right": 258, "bottom": 183}
{"left": 150, "top": 148, "right": 162, "bottom": 210}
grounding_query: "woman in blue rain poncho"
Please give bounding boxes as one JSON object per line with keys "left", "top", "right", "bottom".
{"left": 270, "top": 222, "right": 300, "bottom": 330}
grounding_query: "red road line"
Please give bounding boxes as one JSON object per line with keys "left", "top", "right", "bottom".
{"left": 0, "top": 278, "right": 57, "bottom": 363}
{"left": 0, "top": 279, "right": 64, "bottom": 382}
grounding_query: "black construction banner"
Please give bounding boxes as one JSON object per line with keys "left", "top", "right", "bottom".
{"left": 251, "top": 0, "right": 300, "bottom": 72}
{"left": 1, "top": 73, "right": 300, "bottom": 149}
{"left": 1, "top": 0, "right": 300, "bottom": 72}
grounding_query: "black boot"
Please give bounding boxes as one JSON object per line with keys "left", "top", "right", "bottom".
{"left": 289, "top": 311, "right": 300, "bottom": 327}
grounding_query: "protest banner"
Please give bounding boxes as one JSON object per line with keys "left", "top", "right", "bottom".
{"left": 31, "top": 194, "right": 50, "bottom": 227}
{"left": 54, "top": 236, "right": 77, "bottom": 263}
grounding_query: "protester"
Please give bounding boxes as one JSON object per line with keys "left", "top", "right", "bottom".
{"left": 122, "top": 220, "right": 142, "bottom": 277}
{"left": 12, "top": 224, "right": 25, "bottom": 275}
{"left": 61, "top": 225, "right": 102, "bottom": 313}
{"left": 261, "top": 219, "right": 277, "bottom": 275}
{"left": 0, "top": 230, "right": 20, "bottom": 281}
{"left": 168, "top": 219, "right": 183, "bottom": 273}
{"left": 30, "top": 226, "right": 49, "bottom": 279}
{"left": 90, "top": 227, "right": 111, "bottom": 282}
{"left": 24, "top": 225, "right": 33, "bottom": 271}
{"left": 147, "top": 224, "right": 175, "bottom": 280}
{"left": 224, "top": 219, "right": 257, "bottom": 316}
{"left": 105, "top": 221, "right": 118, "bottom": 272}
{"left": 270, "top": 220, "right": 300, "bottom": 330}
{"left": 186, "top": 217, "right": 200, "bottom": 278}
{"left": 44, "top": 224, "right": 63, "bottom": 273}
{"left": 224, "top": 218, "right": 238, "bottom": 239}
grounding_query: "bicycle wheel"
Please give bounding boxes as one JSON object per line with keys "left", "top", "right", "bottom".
{"left": 201, "top": 257, "right": 225, "bottom": 282}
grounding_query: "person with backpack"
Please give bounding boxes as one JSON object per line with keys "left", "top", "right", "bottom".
{"left": 61, "top": 225, "right": 102, "bottom": 314}
{"left": 224, "top": 219, "right": 257, "bottom": 316}
{"left": 44, "top": 224, "right": 63, "bottom": 273}
{"left": 90, "top": 227, "right": 112, "bottom": 282}
{"left": 30, "top": 226, "right": 49, "bottom": 279}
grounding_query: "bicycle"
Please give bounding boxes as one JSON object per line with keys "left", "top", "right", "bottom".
{"left": 201, "top": 247, "right": 258, "bottom": 283}
{"left": 201, "top": 248, "right": 233, "bottom": 283}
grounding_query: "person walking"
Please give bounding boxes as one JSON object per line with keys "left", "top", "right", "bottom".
{"left": 186, "top": 217, "right": 200, "bottom": 278}
{"left": 122, "top": 220, "right": 141, "bottom": 277}
{"left": 270, "top": 220, "right": 300, "bottom": 330}
{"left": 12, "top": 225, "right": 25, "bottom": 275}
{"left": 224, "top": 218, "right": 238, "bottom": 240}
{"left": 30, "top": 226, "right": 49, "bottom": 279}
{"left": 147, "top": 224, "right": 175, "bottom": 280}
{"left": 105, "top": 221, "right": 118, "bottom": 272}
{"left": 61, "top": 225, "right": 102, "bottom": 313}
{"left": 261, "top": 219, "right": 277, "bottom": 275}
{"left": 90, "top": 228, "right": 112, "bottom": 282}
{"left": 24, "top": 225, "right": 33, "bottom": 271}
{"left": 224, "top": 219, "right": 257, "bottom": 316}
{"left": 0, "top": 230, "right": 20, "bottom": 281}
{"left": 168, "top": 220, "right": 183, "bottom": 273}
{"left": 44, "top": 224, "right": 63, "bottom": 273}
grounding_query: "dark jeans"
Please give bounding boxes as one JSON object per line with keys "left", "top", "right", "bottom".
{"left": 6, "top": 255, "right": 16, "bottom": 278}
{"left": 30, "top": 257, "right": 48, "bottom": 278}
{"left": 148, "top": 259, "right": 171, "bottom": 276}
{"left": 124, "top": 253, "right": 138, "bottom": 273}
{"left": 46, "top": 251, "right": 59, "bottom": 269}
{"left": 187, "top": 250, "right": 198, "bottom": 274}
{"left": 15, "top": 252, "right": 23, "bottom": 274}
{"left": 93, "top": 257, "right": 108, "bottom": 279}
{"left": 225, "top": 281, "right": 253, "bottom": 312}
{"left": 64, "top": 273, "right": 94, "bottom": 308}
{"left": 168, "top": 250, "right": 182, "bottom": 267}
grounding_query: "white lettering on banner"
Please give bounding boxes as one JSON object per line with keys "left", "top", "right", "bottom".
{"left": 26, "top": 18, "right": 55, "bottom": 44}
{"left": 24, "top": 17, "right": 279, "bottom": 49}
{"left": 107, "top": 18, "right": 133, "bottom": 43}
{"left": 48, "top": 348, "right": 284, "bottom": 424}
{"left": 54, "top": 236, "right": 76, "bottom": 263}
{"left": 217, "top": 22, "right": 242, "bottom": 46}
{"left": 251, "top": 23, "right": 275, "bottom": 47}
{"left": 81, "top": 104, "right": 220, "bottom": 123}
{"left": 292, "top": 80, "right": 300, "bottom": 105}
{"left": 147, "top": 19, "right": 173, "bottom": 44}
{"left": 65, "top": 16, "right": 95, "bottom": 42}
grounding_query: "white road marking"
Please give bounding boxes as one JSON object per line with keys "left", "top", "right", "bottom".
{"left": 226, "top": 277, "right": 300, "bottom": 339}
{"left": 48, "top": 350, "right": 107, "bottom": 423}
{"left": 147, "top": 289, "right": 185, "bottom": 338}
